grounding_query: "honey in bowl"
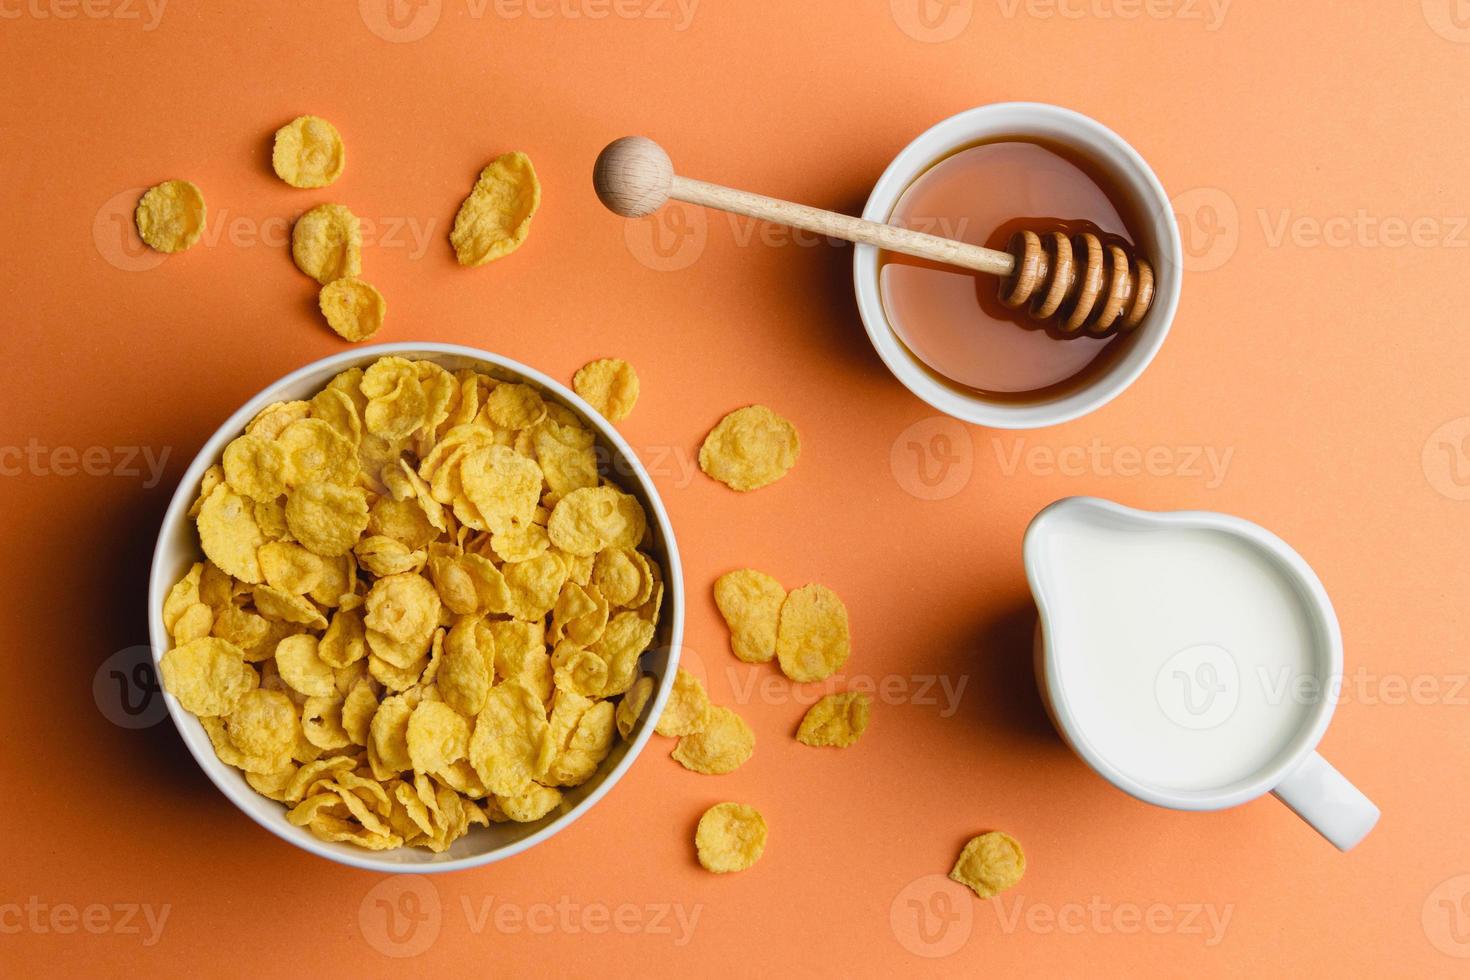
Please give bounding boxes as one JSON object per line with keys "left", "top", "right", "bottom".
{"left": 879, "top": 138, "right": 1146, "bottom": 401}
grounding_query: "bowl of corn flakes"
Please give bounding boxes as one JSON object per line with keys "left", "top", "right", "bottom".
{"left": 148, "top": 342, "right": 684, "bottom": 872}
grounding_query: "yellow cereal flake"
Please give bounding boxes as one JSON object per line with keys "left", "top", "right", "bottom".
{"left": 450, "top": 152, "right": 540, "bottom": 267}
{"left": 713, "top": 568, "right": 785, "bottom": 664}
{"left": 698, "top": 405, "right": 800, "bottom": 492}
{"left": 775, "top": 583, "right": 850, "bottom": 683}
{"left": 135, "top": 179, "right": 206, "bottom": 253}
{"left": 547, "top": 486, "right": 647, "bottom": 557}
{"left": 672, "top": 705, "right": 754, "bottom": 775}
{"left": 615, "top": 674, "right": 654, "bottom": 740}
{"left": 273, "top": 634, "right": 336, "bottom": 698}
{"left": 497, "top": 784, "right": 562, "bottom": 823}
{"left": 318, "top": 277, "right": 386, "bottom": 343}
{"left": 159, "top": 637, "right": 253, "bottom": 717}
{"left": 949, "top": 832, "right": 1026, "bottom": 899}
{"left": 197, "top": 484, "right": 267, "bottom": 583}
{"left": 258, "top": 541, "right": 324, "bottom": 595}
{"left": 695, "top": 802, "right": 768, "bottom": 874}
{"left": 291, "top": 203, "right": 362, "bottom": 284}
{"left": 407, "top": 700, "right": 470, "bottom": 773}
{"left": 655, "top": 668, "right": 710, "bottom": 737}
{"left": 285, "top": 482, "right": 369, "bottom": 557}
{"left": 224, "top": 689, "right": 299, "bottom": 765}
{"left": 572, "top": 359, "right": 639, "bottom": 423}
{"left": 221, "top": 433, "right": 288, "bottom": 503}
{"left": 469, "top": 680, "right": 554, "bottom": 796}
{"left": 272, "top": 115, "right": 345, "bottom": 189}
{"left": 796, "top": 691, "right": 870, "bottom": 748}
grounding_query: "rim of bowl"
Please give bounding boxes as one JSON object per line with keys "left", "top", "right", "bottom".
{"left": 147, "top": 341, "right": 685, "bottom": 873}
{"left": 853, "top": 101, "right": 1184, "bottom": 429}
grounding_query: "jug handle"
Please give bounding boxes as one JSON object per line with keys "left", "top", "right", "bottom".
{"left": 1271, "top": 751, "right": 1379, "bottom": 851}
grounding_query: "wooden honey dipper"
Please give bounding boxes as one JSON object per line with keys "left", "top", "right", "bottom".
{"left": 594, "top": 136, "right": 1155, "bottom": 336}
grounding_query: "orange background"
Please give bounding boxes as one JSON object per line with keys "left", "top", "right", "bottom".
{"left": 2, "top": 1, "right": 1468, "bottom": 974}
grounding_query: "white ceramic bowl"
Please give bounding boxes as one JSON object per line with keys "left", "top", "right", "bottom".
{"left": 854, "top": 102, "right": 1183, "bottom": 429}
{"left": 148, "top": 342, "right": 685, "bottom": 872}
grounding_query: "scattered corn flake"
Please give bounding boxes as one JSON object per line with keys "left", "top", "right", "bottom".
{"left": 698, "top": 405, "right": 800, "bottom": 492}
{"left": 291, "top": 203, "right": 362, "bottom": 284}
{"left": 796, "top": 691, "right": 870, "bottom": 748}
{"left": 655, "top": 668, "right": 710, "bottom": 737}
{"left": 695, "top": 802, "right": 767, "bottom": 874}
{"left": 272, "top": 115, "right": 345, "bottom": 189}
{"left": 450, "top": 151, "right": 540, "bottom": 267}
{"left": 672, "top": 705, "right": 754, "bottom": 775}
{"left": 318, "top": 277, "right": 386, "bottom": 343}
{"left": 135, "top": 179, "right": 206, "bottom": 253}
{"left": 713, "top": 568, "right": 785, "bottom": 664}
{"left": 572, "top": 359, "right": 639, "bottom": 423}
{"left": 949, "top": 832, "right": 1026, "bottom": 899}
{"left": 775, "top": 583, "right": 850, "bottom": 683}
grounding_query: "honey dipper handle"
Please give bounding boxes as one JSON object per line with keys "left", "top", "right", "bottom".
{"left": 669, "top": 176, "right": 1017, "bottom": 277}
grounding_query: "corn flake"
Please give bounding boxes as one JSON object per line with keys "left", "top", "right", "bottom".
{"left": 285, "top": 482, "right": 369, "bottom": 557}
{"left": 572, "top": 359, "right": 639, "bottom": 423}
{"left": 450, "top": 152, "right": 540, "bottom": 267}
{"left": 407, "top": 701, "right": 471, "bottom": 773}
{"left": 160, "top": 637, "right": 253, "bottom": 717}
{"left": 698, "top": 405, "right": 800, "bottom": 492}
{"left": 616, "top": 674, "right": 654, "bottom": 740}
{"left": 796, "top": 691, "right": 870, "bottom": 748}
{"left": 672, "top": 705, "right": 754, "bottom": 775}
{"left": 775, "top": 583, "right": 850, "bottom": 683}
{"left": 135, "top": 179, "right": 206, "bottom": 253}
{"left": 949, "top": 832, "right": 1026, "bottom": 899}
{"left": 469, "top": 680, "right": 554, "bottom": 796}
{"left": 655, "top": 668, "right": 710, "bottom": 737}
{"left": 714, "top": 569, "right": 785, "bottom": 664}
{"left": 292, "top": 203, "right": 362, "bottom": 284}
{"left": 272, "top": 115, "right": 345, "bottom": 189}
{"left": 695, "top": 802, "right": 767, "bottom": 874}
{"left": 197, "top": 485, "right": 267, "bottom": 583}
{"left": 318, "top": 278, "right": 386, "bottom": 343}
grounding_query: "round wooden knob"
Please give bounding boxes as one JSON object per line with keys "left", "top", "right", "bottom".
{"left": 593, "top": 136, "right": 674, "bottom": 218}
